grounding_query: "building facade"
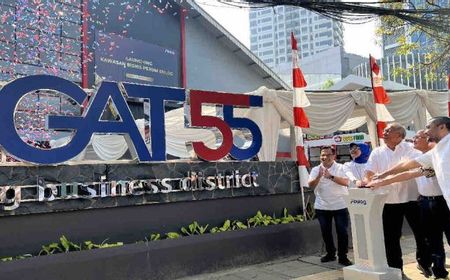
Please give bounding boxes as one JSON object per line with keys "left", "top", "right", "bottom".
{"left": 0, "top": 0, "right": 82, "bottom": 83}
{"left": 352, "top": 54, "right": 447, "bottom": 90}
{"left": 249, "top": 6, "right": 344, "bottom": 69}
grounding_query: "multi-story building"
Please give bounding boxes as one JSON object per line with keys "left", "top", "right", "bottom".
{"left": 249, "top": 6, "right": 344, "bottom": 69}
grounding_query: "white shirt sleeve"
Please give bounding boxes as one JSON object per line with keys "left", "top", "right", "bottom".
{"left": 365, "top": 149, "right": 379, "bottom": 174}
{"left": 343, "top": 162, "right": 357, "bottom": 181}
{"left": 416, "top": 151, "right": 433, "bottom": 169}
{"left": 308, "top": 166, "right": 320, "bottom": 182}
{"left": 336, "top": 163, "right": 348, "bottom": 178}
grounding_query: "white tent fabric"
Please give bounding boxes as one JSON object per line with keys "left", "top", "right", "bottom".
{"left": 50, "top": 87, "right": 448, "bottom": 162}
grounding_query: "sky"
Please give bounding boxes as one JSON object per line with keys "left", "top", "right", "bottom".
{"left": 198, "top": 1, "right": 383, "bottom": 58}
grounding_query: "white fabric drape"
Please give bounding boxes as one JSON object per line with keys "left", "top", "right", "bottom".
{"left": 48, "top": 88, "right": 448, "bottom": 162}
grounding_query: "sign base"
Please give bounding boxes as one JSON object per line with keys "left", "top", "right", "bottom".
{"left": 344, "top": 265, "right": 402, "bottom": 280}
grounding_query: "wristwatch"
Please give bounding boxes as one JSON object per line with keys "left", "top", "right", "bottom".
{"left": 329, "top": 175, "right": 335, "bottom": 181}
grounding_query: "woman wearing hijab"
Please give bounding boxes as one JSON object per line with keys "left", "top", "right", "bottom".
{"left": 344, "top": 142, "right": 371, "bottom": 188}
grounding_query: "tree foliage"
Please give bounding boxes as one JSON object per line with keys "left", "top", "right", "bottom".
{"left": 377, "top": 0, "right": 449, "bottom": 77}
{"left": 219, "top": 0, "right": 450, "bottom": 76}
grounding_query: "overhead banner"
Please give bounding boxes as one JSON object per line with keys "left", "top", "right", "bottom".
{"left": 304, "top": 133, "right": 370, "bottom": 147}
{"left": 94, "top": 31, "right": 180, "bottom": 87}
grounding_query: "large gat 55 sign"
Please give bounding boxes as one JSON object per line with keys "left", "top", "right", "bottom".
{"left": 0, "top": 75, "right": 263, "bottom": 164}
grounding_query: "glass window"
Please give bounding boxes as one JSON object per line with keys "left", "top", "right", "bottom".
{"left": 58, "top": 4, "right": 81, "bottom": 23}
{"left": 40, "top": 33, "right": 60, "bottom": 51}
{"left": 0, "top": 4, "right": 15, "bottom": 24}
{"left": 16, "top": 45, "right": 39, "bottom": 64}
{"left": 60, "top": 53, "right": 80, "bottom": 71}
{"left": 16, "top": 8, "right": 39, "bottom": 28}
{"left": 0, "top": 23, "right": 14, "bottom": 41}
{"left": 0, "top": 41, "right": 14, "bottom": 60}
{"left": 16, "top": 28, "right": 40, "bottom": 48}
{"left": 61, "top": 37, "right": 80, "bottom": 55}
{"left": 41, "top": 50, "right": 59, "bottom": 66}
{"left": 62, "top": 21, "right": 80, "bottom": 39}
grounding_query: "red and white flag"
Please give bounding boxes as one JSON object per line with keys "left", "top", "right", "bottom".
{"left": 369, "top": 55, "right": 394, "bottom": 140}
{"left": 291, "top": 32, "right": 310, "bottom": 194}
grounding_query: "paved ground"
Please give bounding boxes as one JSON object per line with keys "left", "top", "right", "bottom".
{"left": 180, "top": 235, "right": 450, "bottom": 280}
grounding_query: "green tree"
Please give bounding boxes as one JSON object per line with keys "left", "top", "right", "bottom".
{"left": 321, "top": 79, "right": 335, "bottom": 90}
{"left": 376, "top": 0, "right": 449, "bottom": 81}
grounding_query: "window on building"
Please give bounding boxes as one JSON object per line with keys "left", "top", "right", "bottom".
{"left": 259, "top": 9, "right": 272, "bottom": 15}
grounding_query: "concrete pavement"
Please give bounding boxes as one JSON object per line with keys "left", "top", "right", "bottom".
{"left": 180, "top": 235, "right": 450, "bottom": 280}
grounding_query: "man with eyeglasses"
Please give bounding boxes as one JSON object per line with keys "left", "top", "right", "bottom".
{"left": 308, "top": 146, "right": 352, "bottom": 266}
{"left": 369, "top": 130, "right": 449, "bottom": 278}
{"left": 363, "top": 123, "right": 431, "bottom": 276}
{"left": 372, "top": 117, "right": 450, "bottom": 208}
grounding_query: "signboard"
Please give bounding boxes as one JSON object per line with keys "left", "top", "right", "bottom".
{"left": 95, "top": 31, "right": 179, "bottom": 87}
{"left": 304, "top": 133, "right": 370, "bottom": 147}
{"left": 0, "top": 75, "right": 263, "bottom": 164}
{"left": 1, "top": 170, "right": 260, "bottom": 211}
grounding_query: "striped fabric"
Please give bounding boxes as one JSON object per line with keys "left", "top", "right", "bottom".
{"left": 369, "top": 55, "right": 394, "bottom": 139}
{"left": 291, "top": 32, "right": 310, "bottom": 198}
{"left": 291, "top": 32, "right": 310, "bottom": 166}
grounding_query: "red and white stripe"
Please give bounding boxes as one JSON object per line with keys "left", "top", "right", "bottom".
{"left": 369, "top": 55, "right": 394, "bottom": 140}
{"left": 291, "top": 32, "right": 310, "bottom": 202}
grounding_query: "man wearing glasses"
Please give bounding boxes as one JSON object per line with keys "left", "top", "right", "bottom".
{"left": 369, "top": 130, "right": 448, "bottom": 279}
{"left": 308, "top": 146, "right": 352, "bottom": 266}
{"left": 363, "top": 123, "right": 431, "bottom": 276}
{"left": 372, "top": 117, "right": 450, "bottom": 208}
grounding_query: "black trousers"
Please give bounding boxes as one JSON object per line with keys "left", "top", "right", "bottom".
{"left": 419, "top": 195, "right": 450, "bottom": 278}
{"left": 382, "top": 201, "right": 431, "bottom": 270}
{"left": 316, "top": 208, "right": 349, "bottom": 258}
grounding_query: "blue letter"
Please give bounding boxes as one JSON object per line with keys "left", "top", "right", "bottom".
{"left": 0, "top": 75, "right": 88, "bottom": 164}
{"left": 49, "top": 81, "right": 152, "bottom": 161}
{"left": 123, "top": 83, "right": 185, "bottom": 161}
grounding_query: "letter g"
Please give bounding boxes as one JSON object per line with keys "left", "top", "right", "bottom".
{"left": 0, "top": 75, "right": 89, "bottom": 164}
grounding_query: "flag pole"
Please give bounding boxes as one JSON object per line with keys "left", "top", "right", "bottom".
{"left": 368, "top": 54, "right": 380, "bottom": 147}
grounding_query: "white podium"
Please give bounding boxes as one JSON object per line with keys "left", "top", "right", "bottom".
{"left": 343, "top": 188, "right": 402, "bottom": 280}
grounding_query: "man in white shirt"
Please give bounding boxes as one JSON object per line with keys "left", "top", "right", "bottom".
{"left": 373, "top": 117, "right": 450, "bottom": 208}
{"left": 369, "top": 130, "right": 448, "bottom": 278}
{"left": 308, "top": 146, "right": 351, "bottom": 266}
{"left": 364, "top": 123, "right": 431, "bottom": 274}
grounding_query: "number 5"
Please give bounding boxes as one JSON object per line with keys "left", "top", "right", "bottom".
{"left": 189, "top": 90, "right": 262, "bottom": 161}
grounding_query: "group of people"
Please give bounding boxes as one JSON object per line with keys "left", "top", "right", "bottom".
{"left": 307, "top": 116, "right": 450, "bottom": 279}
